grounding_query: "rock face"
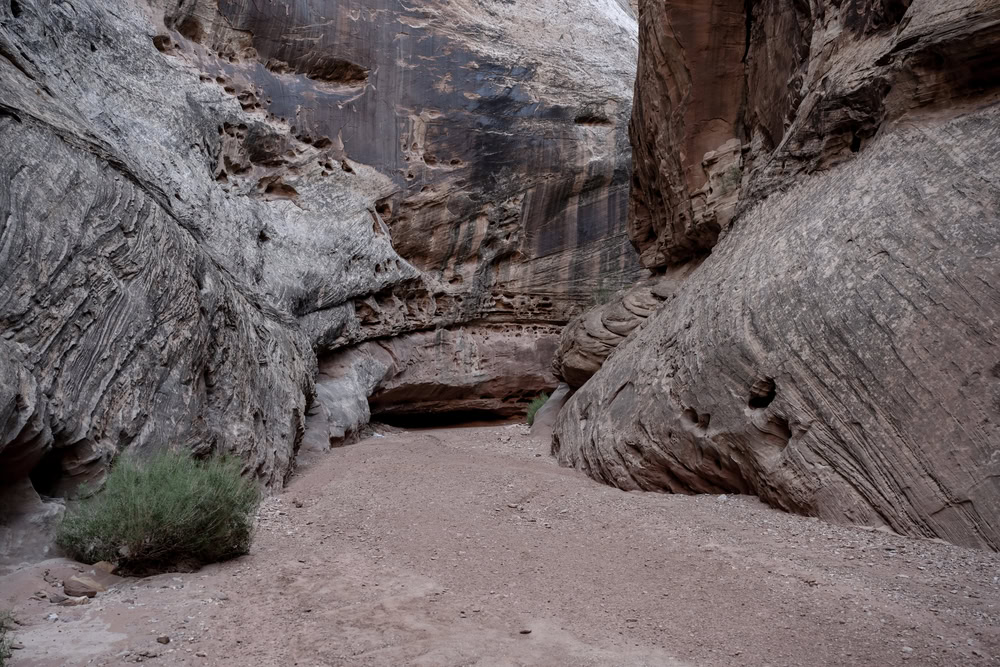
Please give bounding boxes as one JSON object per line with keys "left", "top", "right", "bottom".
{"left": 552, "top": 264, "right": 699, "bottom": 389}
{"left": 0, "top": 0, "right": 639, "bottom": 565}
{"left": 554, "top": 0, "right": 1000, "bottom": 549}
{"left": 302, "top": 324, "right": 562, "bottom": 451}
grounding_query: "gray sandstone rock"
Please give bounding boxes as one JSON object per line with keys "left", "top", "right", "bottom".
{"left": 0, "top": 0, "right": 639, "bottom": 564}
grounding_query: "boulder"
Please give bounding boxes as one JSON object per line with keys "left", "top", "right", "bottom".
{"left": 64, "top": 575, "right": 106, "bottom": 598}
{"left": 554, "top": 0, "right": 1000, "bottom": 549}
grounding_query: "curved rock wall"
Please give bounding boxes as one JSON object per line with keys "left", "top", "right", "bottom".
{"left": 0, "top": 0, "right": 639, "bottom": 565}
{"left": 554, "top": 0, "right": 1000, "bottom": 549}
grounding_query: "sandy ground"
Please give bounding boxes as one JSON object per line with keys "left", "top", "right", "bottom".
{"left": 2, "top": 424, "right": 1000, "bottom": 666}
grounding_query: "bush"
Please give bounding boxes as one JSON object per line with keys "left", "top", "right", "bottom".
{"left": 526, "top": 393, "right": 550, "bottom": 426}
{"left": 57, "top": 452, "right": 261, "bottom": 575}
{"left": 0, "top": 610, "right": 13, "bottom": 667}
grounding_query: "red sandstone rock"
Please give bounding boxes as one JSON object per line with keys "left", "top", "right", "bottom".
{"left": 555, "top": 0, "right": 1000, "bottom": 549}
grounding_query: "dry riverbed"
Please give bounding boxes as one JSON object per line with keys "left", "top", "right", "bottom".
{"left": 2, "top": 425, "right": 999, "bottom": 666}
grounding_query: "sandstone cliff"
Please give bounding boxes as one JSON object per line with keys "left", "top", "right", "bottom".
{"left": 0, "top": 0, "right": 638, "bottom": 565}
{"left": 554, "top": 0, "right": 1000, "bottom": 549}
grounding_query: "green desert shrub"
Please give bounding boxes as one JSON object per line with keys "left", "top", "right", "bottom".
{"left": 0, "top": 610, "right": 14, "bottom": 667}
{"left": 57, "top": 452, "right": 261, "bottom": 575}
{"left": 526, "top": 393, "right": 550, "bottom": 426}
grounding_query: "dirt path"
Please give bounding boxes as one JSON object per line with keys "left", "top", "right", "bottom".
{"left": 3, "top": 425, "right": 1000, "bottom": 666}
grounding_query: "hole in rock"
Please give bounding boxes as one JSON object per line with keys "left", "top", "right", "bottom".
{"left": 757, "top": 415, "right": 792, "bottom": 451}
{"left": 748, "top": 377, "right": 777, "bottom": 409}
{"left": 306, "top": 58, "right": 368, "bottom": 85}
{"left": 29, "top": 447, "right": 65, "bottom": 498}
{"left": 376, "top": 410, "right": 515, "bottom": 430}
{"left": 573, "top": 112, "right": 612, "bottom": 126}
{"left": 850, "top": 133, "right": 862, "bottom": 153}
{"left": 10, "top": 0, "right": 21, "bottom": 18}
{"left": 152, "top": 35, "right": 173, "bottom": 52}
{"left": 259, "top": 179, "right": 298, "bottom": 199}
{"left": 176, "top": 16, "right": 204, "bottom": 43}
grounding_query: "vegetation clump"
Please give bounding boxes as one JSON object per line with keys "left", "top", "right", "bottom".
{"left": 526, "top": 393, "right": 550, "bottom": 426}
{"left": 0, "top": 610, "right": 14, "bottom": 667}
{"left": 57, "top": 452, "right": 261, "bottom": 575}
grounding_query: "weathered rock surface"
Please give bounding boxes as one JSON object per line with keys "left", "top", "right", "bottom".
{"left": 0, "top": 0, "right": 638, "bottom": 564}
{"left": 152, "top": 0, "right": 640, "bottom": 348}
{"left": 553, "top": 264, "right": 700, "bottom": 389}
{"left": 304, "top": 324, "right": 561, "bottom": 448}
{"left": 555, "top": 0, "right": 1000, "bottom": 549}
{"left": 628, "top": 0, "right": 746, "bottom": 268}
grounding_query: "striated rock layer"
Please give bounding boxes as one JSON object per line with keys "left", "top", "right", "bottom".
{"left": 554, "top": 0, "right": 1000, "bottom": 549}
{"left": 0, "top": 0, "right": 639, "bottom": 566}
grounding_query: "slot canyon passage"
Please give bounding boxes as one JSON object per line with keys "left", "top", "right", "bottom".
{"left": 0, "top": 0, "right": 999, "bottom": 665}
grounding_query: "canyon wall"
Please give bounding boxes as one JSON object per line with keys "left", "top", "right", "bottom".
{"left": 554, "top": 0, "right": 1000, "bottom": 549}
{"left": 0, "top": 0, "right": 639, "bottom": 565}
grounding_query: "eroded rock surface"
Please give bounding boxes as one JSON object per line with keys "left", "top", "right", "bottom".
{"left": 552, "top": 264, "right": 700, "bottom": 389}
{"left": 0, "top": 0, "right": 639, "bottom": 564}
{"left": 304, "top": 324, "right": 561, "bottom": 449}
{"left": 555, "top": 0, "right": 1000, "bottom": 549}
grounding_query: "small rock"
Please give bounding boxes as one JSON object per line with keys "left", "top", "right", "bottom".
{"left": 293, "top": 499, "right": 304, "bottom": 508}
{"left": 519, "top": 629, "right": 532, "bottom": 635}
{"left": 902, "top": 646, "right": 913, "bottom": 653}
{"left": 45, "top": 613, "right": 59, "bottom": 622}
{"left": 157, "top": 636, "right": 171, "bottom": 645}
{"left": 92, "top": 561, "right": 118, "bottom": 574}
{"left": 195, "top": 651, "right": 207, "bottom": 657}
{"left": 64, "top": 574, "right": 106, "bottom": 598}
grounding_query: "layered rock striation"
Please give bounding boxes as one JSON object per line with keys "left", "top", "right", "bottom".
{"left": 0, "top": 0, "right": 639, "bottom": 565}
{"left": 554, "top": 0, "right": 1000, "bottom": 549}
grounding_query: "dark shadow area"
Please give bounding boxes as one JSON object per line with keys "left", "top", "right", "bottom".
{"left": 375, "top": 409, "right": 520, "bottom": 430}
{"left": 28, "top": 447, "right": 65, "bottom": 498}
